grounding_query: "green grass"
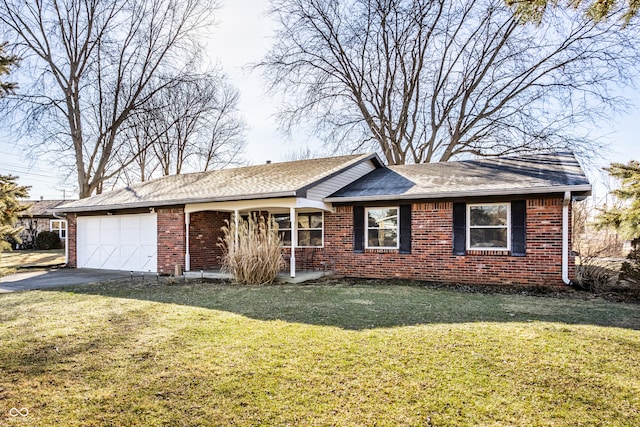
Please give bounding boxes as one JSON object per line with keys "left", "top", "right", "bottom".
{"left": 0, "top": 249, "right": 65, "bottom": 276}
{"left": 1, "top": 280, "right": 639, "bottom": 426}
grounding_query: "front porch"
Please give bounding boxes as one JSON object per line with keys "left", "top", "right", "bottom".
{"left": 184, "top": 269, "right": 333, "bottom": 284}
{"left": 184, "top": 197, "right": 333, "bottom": 279}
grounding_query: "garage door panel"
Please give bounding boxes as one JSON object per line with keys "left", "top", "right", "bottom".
{"left": 140, "top": 225, "right": 157, "bottom": 242}
{"left": 76, "top": 214, "right": 157, "bottom": 272}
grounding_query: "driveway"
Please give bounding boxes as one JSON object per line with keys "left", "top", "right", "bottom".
{"left": 0, "top": 268, "right": 135, "bottom": 293}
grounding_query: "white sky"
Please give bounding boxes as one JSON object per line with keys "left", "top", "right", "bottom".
{"left": 1, "top": 0, "right": 639, "bottom": 200}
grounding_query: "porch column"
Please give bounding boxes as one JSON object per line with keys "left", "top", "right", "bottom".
{"left": 290, "top": 207, "right": 297, "bottom": 278}
{"left": 234, "top": 209, "right": 239, "bottom": 249}
{"left": 185, "top": 212, "right": 191, "bottom": 272}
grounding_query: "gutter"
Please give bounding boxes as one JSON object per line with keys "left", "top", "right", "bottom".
{"left": 324, "top": 184, "right": 592, "bottom": 203}
{"left": 52, "top": 191, "right": 298, "bottom": 214}
{"left": 562, "top": 190, "right": 571, "bottom": 286}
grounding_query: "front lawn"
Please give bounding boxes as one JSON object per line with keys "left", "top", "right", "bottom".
{"left": 1, "top": 280, "right": 639, "bottom": 426}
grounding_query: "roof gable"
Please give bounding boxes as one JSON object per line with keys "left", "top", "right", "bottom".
{"left": 327, "top": 152, "right": 591, "bottom": 202}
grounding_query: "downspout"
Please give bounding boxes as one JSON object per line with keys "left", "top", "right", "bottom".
{"left": 562, "top": 191, "right": 571, "bottom": 285}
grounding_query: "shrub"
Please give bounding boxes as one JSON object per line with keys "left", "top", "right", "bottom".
{"left": 218, "top": 215, "right": 283, "bottom": 285}
{"left": 619, "top": 248, "right": 640, "bottom": 287}
{"left": 35, "top": 231, "right": 62, "bottom": 250}
{"left": 575, "top": 259, "right": 617, "bottom": 292}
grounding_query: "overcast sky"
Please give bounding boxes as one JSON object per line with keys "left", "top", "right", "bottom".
{"left": 1, "top": 0, "right": 639, "bottom": 200}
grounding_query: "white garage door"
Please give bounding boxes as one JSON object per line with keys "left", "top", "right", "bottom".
{"left": 77, "top": 213, "right": 157, "bottom": 272}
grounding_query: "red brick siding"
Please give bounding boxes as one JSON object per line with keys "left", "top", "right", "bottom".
{"left": 189, "top": 211, "right": 230, "bottom": 270}
{"left": 157, "top": 207, "right": 186, "bottom": 274}
{"left": 66, "top": 213, "right": 77, "bottom": 268}
{"left": 281, "top": 247, "right": 326, "bottom": 271}
{"left": 317, "top": 197, "right": 573, "bottom": 287}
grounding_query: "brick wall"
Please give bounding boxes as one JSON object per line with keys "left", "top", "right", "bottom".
{"left": 318, "top": 197, "right": 573, "bottom": 287}
{"left": 66, "top": 213, "right": 77, "bottom": 268}
{"left": 189, "top": 211, "right": 230, "bottom": 270}
{"left": 157, "top": 207, "right": 186, "bottom": 274}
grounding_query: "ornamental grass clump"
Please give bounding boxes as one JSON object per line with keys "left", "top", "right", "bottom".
{"left": 218, "top": 215, "right": 283, "bottom": 285}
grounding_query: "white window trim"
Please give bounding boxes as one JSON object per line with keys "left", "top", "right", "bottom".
{"left": 466, "top": 202, "right": 511, "bottom": 251}
{"left": 49, "top": 219, "right": 67, "bottom": 238}
{"left": 272, "top": 211, "right": 324, "bottom": 248}
{"left": 365, "top": 206, "right": 400, "bottom": 250}
{"left": 296, "top": 211, "right": 324, "bottom": 248}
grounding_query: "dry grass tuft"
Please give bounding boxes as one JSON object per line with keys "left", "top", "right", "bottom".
{"left": 218, "top": 215, "right": 283, "bottom": 285}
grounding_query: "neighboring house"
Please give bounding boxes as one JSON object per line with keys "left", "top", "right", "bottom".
{"left": 55, "top": 152, "right": 591, "bottom": 286}
{"left": 16, "top": 200, "right": 69, "bottom": 248}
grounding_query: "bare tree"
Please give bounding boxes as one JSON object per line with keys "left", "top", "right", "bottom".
{"left": 260, "top": 0, "right": 640, "bottom": 165}
{"left": 0, "top": 0, "right": 219, "bottom": 198}
{"left": 109, "top": 73, "right": 246, "bottom": 187}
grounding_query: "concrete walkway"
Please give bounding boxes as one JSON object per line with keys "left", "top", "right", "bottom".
{"left": 183, "top": 269, "right": 332, "bottom": 284}
{"left": 0, "top": 268, "right": 135, "bottom": 293}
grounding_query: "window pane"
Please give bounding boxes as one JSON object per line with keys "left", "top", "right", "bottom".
{"left": 309, "top": 230, "right": 322, "bottom": 246}
{"left": 297, "top": 230, "right": 323, "bottom": 246}
{"left": 470, "top": 205, "right": 507, "bottom": 226}
{"left": 368, "top": 208, "right": 398, "bottom": 228}
{"left": 273, "top": 214, "right": 291, "bottom": 229}
{"left": 279, "top": 230, "right": 291, "bottom": 246}
{"left": 470, "top": 228, "right": 507, "bottom": 248}
{"left": 297, "top": 214, "right": 310, "bottom": 229}
{"left": 310, "top": 213, "right": 323, "bottom": 228}
{"left": 51, "top": 222, "right": 59, "bottom": 231}
{"left": 298, "top": 230, "right": 310, "bottom": 246}
{"left": 367, "top": 229, "right": 397, "bottom": 247}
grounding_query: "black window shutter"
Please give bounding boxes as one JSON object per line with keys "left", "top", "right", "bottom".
{"left": 353, "top": 205, "right": 364, "bottom": 253}
{"left": 452, "top": 202, "right": 466, "bottom": 255}
{"left": 399, "top": 204, "right": 411, "bottom": 254}
{"left": 511, "top": 200, "right": 526, "bottom": 256}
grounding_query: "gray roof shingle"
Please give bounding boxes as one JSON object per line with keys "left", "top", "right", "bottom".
{"left": 57, "top": 153, "right": 379, "bottom": 212}
{"left": 19, "top": 200, "right": 69, "bottom": 217}
{"left": 327, "top": 152, "right": 591, "bottom": 202}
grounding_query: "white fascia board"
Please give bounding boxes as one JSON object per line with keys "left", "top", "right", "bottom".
{"left": 185, "top": 197, "right": 333, "bottom": 214}
{"left": 295, "top": 198, "right": 333, "bottom": 211}
{"left": 324, "top": 184, "right": 592, "bottom": 203}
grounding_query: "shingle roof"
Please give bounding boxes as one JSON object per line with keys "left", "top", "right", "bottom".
{"left": 326, "top": 152, "right": 591, "bottom": 202}
{"left": 57, "top": 153, "right": 379, "bottom": 212}
{"left": 19, "top": 200, "right": 68, "bottom": 217}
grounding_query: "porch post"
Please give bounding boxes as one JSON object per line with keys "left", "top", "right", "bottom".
{"left": 234, "top": 209, "right": 239, "bottom": 249}
{"left": 290, "top": 207, "right": 297, "bottom": 278}
{"left": 185, "top": 211, "right": 191, "bottom": 272}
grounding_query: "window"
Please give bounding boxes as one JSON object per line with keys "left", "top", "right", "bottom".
{"left": 50, "top": 219, "right": 67, "bottom": 240}
{"left": 272, "top": 213, "right": 292, "bottom": 246}
{"left": 271, "top": 212, "right": 324, "bottom": 247}
{"left": 297, "top": 212, "right": 323, "bottom": 247}
{"left": 467, "top": 203, "right": 510, "bottom": 250}
{"left": 366, "top": 207, "right": 399, "bottom": 249}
